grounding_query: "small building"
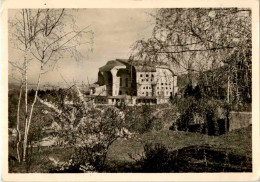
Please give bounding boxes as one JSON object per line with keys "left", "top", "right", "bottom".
{"left": 87, "top": 59, "right": 178, "bottom": 105}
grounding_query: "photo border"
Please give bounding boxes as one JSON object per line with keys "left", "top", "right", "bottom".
{"left": 1, "top": 0, "right": 259, "bottom": 181}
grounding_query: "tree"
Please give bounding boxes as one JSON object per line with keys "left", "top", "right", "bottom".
{"left": 38, "top": 86, "right": 132, "bottom": 172}
{"left": 131, "top": 8, "right": 251, "bottom": 104}
{"left": 9, "top": 9, "right": 94, "bottom": 161}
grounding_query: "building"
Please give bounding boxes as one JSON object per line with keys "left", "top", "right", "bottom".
{"left": 87, "top": 59, "right": 178, "bottom": 105}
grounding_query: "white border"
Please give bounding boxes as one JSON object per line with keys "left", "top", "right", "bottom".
{"left": 1, "top": 0, "right": 259, "bottom": 181}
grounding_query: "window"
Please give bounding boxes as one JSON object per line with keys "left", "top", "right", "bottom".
{"left": 125, "top": 78, "right": 128, "bottom": 87}
{"left": 120, "top": 78, "right": 122, "bottom": 86}
{"left": 151, "top": 79, "right": 153, "bottom": 81}
{"left": 126, "top": 91, "right": 128, "bottom": 95}
{"left": 142, "top": 92, "right": 144, "bottom": 95}
{"left": 157, "top": 92, "right": 159, "bottom": 95}
{"left": 141, "top": 79, "right": 144, "bottom": 82}
{"left": 146, "top": 79, "right": 148, "bottom": 82}
{"left": 151, "top": 74, "right": 154, "bottom": 77}
{"left": 170, "top": 88, "right": 171, "bottom": 90}
{"left": 161, "top": 83, "right": 164, "bottom": 85}
{"left": 146, "top": 92, "right": 149, "bottom": 96}
{"left": 146, "top": 86, "right": 148, "bottom": 89}
{"left": 112, "top": 99, "right": 114, "bottom": 102}
{"left": 140, "top": 74, "right": 143, "bottom": 77}
{"left": 166, "top": 87, "right": 168, "bottom": 90}
{"left": 146, "top": 74, "right": 149, "bottom": 77}
{"left": 157, "top": 87, "right": 159, "bottom": 89}
{"left": 149, "top": 87, "right": 151, "bottom": 89}
{"left": 165, "top": 83, "right": 167, "bottom": 85}
{"left": 143, "top": 86, "right": 145, "bottom": 89}
{"left": 119, "top": 91, "right": 122, "bottom": 95}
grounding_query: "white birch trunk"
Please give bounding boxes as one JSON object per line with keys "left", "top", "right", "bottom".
{"left": 23, "top": 63, "right": 44, "bottom": 161}
{"left": 16, "top": 82, "right": 23, "bottom": 163}
{"left": 23, "top": 48, "right": 29, "bottom": 162}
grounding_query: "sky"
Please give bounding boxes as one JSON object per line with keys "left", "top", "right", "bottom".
{"left": 8, "top": 9, "right": 156, "bottom": 86}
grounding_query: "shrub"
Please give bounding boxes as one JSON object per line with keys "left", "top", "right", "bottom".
{"left": 139, "top": 143, "right": 175, "bottom": 172}
{"left": 39, "top": 86, "right": 133, "bottom": 172}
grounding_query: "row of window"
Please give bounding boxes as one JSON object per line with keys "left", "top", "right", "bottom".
{"left": 157, "top": 87, "right": 172, "bottom": 90}
{"left": 141, "top": 86, "right": 172, "bottom": 90}
{"left": 140, "top": 78, "right": 154, "bottom": 82}
{"left": 140, "top": 91, "right": 172, "bottom": 96}
{"left": 140, "top": 73, "right": 154, "bottom": 78}
{"left": 157, "top": 82, "right": 171, "bottom": 86}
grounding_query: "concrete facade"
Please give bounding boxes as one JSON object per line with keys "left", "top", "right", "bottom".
{"left": 88, "top": 59, "right": 178, "bottom": 105}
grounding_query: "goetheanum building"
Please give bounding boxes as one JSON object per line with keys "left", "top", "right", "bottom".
{"left": 87, "top": 59, "right": 178, "bottom": 105}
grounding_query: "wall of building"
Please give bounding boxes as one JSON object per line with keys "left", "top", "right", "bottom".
{"left": 118, "top": 72, "right": 132, "bottom": 95}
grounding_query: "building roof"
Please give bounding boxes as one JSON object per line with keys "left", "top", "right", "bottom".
{"left": 99, "top": 60, "right": 126, "bottom": 72}
{"left": 100, "top": 59, "right": 173, "bottom": 73}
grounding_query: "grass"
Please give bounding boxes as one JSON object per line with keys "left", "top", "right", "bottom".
{"left": 107, "top": 125, "right": 252, "bottom": 163}
{"left": 9, "top": 126, "right": 252, "bottom": 173}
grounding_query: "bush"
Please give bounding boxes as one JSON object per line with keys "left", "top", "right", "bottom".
{"left": 138, "top": 143, "right": 175, "bottom": 172}
{"left": 39, "top": 86, "right": 132, "bottom": 172}
{"left": 173, "top": 92, "right": 229, "bottom": 135}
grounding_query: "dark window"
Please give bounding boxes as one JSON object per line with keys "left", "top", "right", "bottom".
{"left": 126, "top": 91, "right": 128, "bottom": 95}
{"left": 146, "top": 79, "right": 148, "bottom": 82}
{"left": 125, "top": 78, "right": 128, "bottom": 87}
{"left": 119, "top": 91, "right": 122, "bottom": 95}
{"left": 146, "top": 74, "right": 149, "bottom": 77}
{"left": 151, "top": 79, "right": 153, "bottom": 81}
{"left": 165, "top": 83, "right": 167, "bottom": 85}
{"left": 161, "top": 83, "right": 163, "bottom": 85}
{"left": 146, "top": 86, "right": 148, "bottom": 89}
{"left": 151, "top": 74, "right": 154, "bottom": 77}
{"left": 166, "top": 87, "right": 168, "bottom": 90}
{"left": 140, "top": 74, "right": 143, "bottom": 77}
{"left": 143, "top": 86, "right": 145, "bottom": 89}
{"left": 146, "top": 92, "right": 149, "bottom": 96}
{"left": 120, "top": 78, "right": 122, "bottom": 86}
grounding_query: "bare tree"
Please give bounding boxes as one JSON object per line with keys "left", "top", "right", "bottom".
{"left": 9, "top": 9, "right": 94, "bottom": 161}
{"left": 131, "top": 8, "right": 251, "bottom": 103}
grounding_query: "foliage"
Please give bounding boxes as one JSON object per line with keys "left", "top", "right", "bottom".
{"left": 38, "top": 86, "right": 132, "bottom": 172}
{"left": 138, "top": 143, "right": 175, "bottom": 172}
{"left": 172, "top": 84, "right": 229, "bottom": 135}
{"left": 124, "top": 105, "right": 162, "bottom": 134}
{"left": 131, "top": 8, "right": 252, "bottom": 105}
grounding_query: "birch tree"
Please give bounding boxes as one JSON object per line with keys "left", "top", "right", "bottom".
{"left": 131, "top": 8, "right": 252, "bottom": 103}
{"left": 9, "top": 9, "right": 94, "bottom": 161}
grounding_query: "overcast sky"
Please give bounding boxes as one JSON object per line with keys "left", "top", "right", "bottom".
{"left": 8, "top": 9, "right": 155, "bottom": 86}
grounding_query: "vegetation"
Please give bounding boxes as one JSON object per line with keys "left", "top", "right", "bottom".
{"left": 8, "top": 8, "right": 252, "bottom": 173}
{"left": 9, "top": 124, "right": 252, "bottom": 172}
{"left": 9, "top": 9, "right": 93, "bottom": 162}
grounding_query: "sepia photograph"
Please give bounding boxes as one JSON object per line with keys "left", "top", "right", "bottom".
{"left": 1, "top": 0, "right": 260, "bottom": 181}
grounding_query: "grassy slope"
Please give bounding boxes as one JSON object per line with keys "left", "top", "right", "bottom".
{"left": 9, "top": 126, "right": 252, "bottom": 173}
{"left": 107, "top": 126, "right": 252, "bottom": 163}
